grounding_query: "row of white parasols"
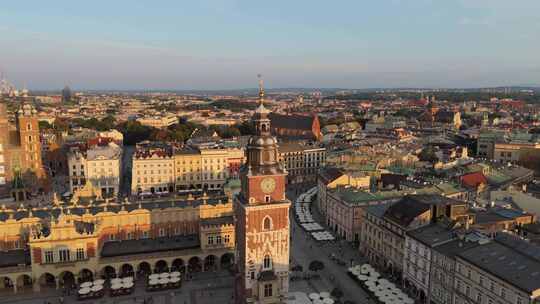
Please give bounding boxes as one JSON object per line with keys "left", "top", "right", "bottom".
{"left": 308, "top": 291, "right": 335, "bottom": 304}
{"left": 349, "top": 264, "right": 415, "bottom": 304}
{"left": 148, "top": 272, "right": 181, "bottom": 286}
{"left": 110, "top": 277, "right": 135, "bottom": 290}
{"left": 79, "top": 277, "right": 135, "bottom": 295}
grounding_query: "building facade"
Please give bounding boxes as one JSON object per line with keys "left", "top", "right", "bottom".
{"left": 68, "top": 142, "right": 123, "bottom": 198}
{"left": 278, "top": 142, "right": 326, "bottom": 185}
{"left": 0, "top": 193, "right": 235, "bottom": 294}
{"left": 132, "top": 143, "right": 244, "bottom": 195}
{"left": 0, "top": 103, "right": 48, "bottom": 200}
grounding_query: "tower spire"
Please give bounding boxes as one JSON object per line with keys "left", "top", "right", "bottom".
{"left": 257, "top": 73, "right": 265, "bottom": 106}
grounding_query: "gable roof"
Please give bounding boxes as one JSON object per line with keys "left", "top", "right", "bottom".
{"left": 384, "top": 195, "right": 431, "bottom": 227}
{"left": 318, "top": 167, "right": 345, "bottom": 185}
{"left": 269, "top": 113, "right": 316, "bottom": 131}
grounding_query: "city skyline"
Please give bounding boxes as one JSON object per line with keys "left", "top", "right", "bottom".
{"left": 1, "top": 0, "right": 540, "bottom": 90}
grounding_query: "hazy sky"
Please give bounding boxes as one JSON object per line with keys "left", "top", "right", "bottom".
{"left": 1, "top": 0, "right": 539, "bottom": 90}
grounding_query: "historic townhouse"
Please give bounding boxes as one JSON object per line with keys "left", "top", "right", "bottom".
{"left": 454, "top": 234, "right": 540, "bottom": 304}
{"left": 67, "top": 142, "right": 122, "bottom": 198}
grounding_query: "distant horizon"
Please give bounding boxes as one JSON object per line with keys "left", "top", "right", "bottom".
{"left": 1, "top": 1, "right": 539, "bottom": 89}
{"left": 21, "top": 84, "right": 540, "bottom": 93}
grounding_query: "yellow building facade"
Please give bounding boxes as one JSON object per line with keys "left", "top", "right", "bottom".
{"left": 0, "top": 193, "right": 235, "bottom": 294}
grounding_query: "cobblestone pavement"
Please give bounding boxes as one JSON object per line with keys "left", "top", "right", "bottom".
{"left": 287, "top": 186, "right": 375, "bottom": 304}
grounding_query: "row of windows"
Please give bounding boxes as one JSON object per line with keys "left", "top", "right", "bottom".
{"left": 207, "top": 234, "right": 231, "bottom": 245}
{"left": 456, "top": 274, "right": 521, "bottom": 304}
{"left": 44, "top": 248, "right": 85, "bottom": 263}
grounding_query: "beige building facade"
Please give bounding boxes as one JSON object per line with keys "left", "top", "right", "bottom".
{"left": 0, "top": 193, "right": 235, "bottom": 294}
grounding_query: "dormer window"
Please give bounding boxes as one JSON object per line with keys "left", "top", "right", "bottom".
{"left": 265, "top": 195, "right": 271, "bottom": 203}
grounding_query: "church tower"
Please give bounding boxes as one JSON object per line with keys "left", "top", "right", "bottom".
{"left": 235, "top": 76, "right": 291, "bottom": 304}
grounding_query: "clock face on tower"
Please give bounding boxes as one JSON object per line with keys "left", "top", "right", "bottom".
{"left": 260, "top": 177, "right": 276, "bottom": 194}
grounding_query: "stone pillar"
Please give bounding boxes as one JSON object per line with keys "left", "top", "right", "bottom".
{"left": 13, "top": 281, "right": 17, "bottom": 294}
{"left": 33, "top": 280, "right": 40, "bottom": 292}
{"left": 55, "top": 277, "right": 60, "bottom": 290}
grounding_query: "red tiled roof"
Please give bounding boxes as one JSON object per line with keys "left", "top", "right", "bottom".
{"left": 460, "top": 172, "right": 488, "bottom": 188}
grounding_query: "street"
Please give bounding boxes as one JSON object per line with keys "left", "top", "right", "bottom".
{"left": 287, "top": 187, "right": 373, "bottom": 304}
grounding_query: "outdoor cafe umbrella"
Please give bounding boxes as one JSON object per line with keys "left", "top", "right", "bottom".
{"left": 111, "top": 283, "right": 123, "bottom": 290}
{"left": 110, "top": 278, "right": 122, "bottom": 285}
{"left": 78, "top": 287, "right": 91, "bottom": 295}
{"left": 158, "top": 278, "right": 169, "bottom": 285}
{"left": 170, "top": 277, "right": 181, "bottom": 283}
{"left": 159, "top": 272, "right": 170, "bottom": 279}
{"left": 313, "top": 299, "right": 324, "bottom": 304}
{"left": 93, "top": 279, "right": 105, "bottom": 285}
{"left": 148, "top": 274, "right": 160, "bottom": 280}
{"left": 80, "top": 282, "right": 93, "bottom": 288}
{"left": 309, "top": 293, "right": 320, "bottom": 300}
{"left": 148, "top": 279, "right": 159, "bottom": 286}
{"left": 357, "top": 274, "right": 368, "bottom": 281}
{"left": 122, "top": 277, "right": 133, "bottom": 283}
{"left": 319, "top": 292, "right": 330, "bottom": 298}
{"left": 91, "top": 285, "right": 103, "bottom": 292}
{"left": 322, "top": 298, "right": 335, "bottom": 304}
{"left": 170, "top": 271, "right": 181, "bottom": 277}
{"left": 123, "top": 281, "right": 134, "bottom": 288}
{"left": 364, "top": 280, "right": 376, "bottom": 287}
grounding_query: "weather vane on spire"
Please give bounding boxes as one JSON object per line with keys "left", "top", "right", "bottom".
{"left": 257, "top": 74, "right": 265, "bottom": 105}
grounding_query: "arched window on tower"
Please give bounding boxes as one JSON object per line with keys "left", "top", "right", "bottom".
{"left": 262, "top": 123, "right": 268, "bottom": 133}
{"left": 263, "top": 216, "right": 272, "bottom": 231}
{"left": 263, "top": 255, "right": 272, "bottom": 270}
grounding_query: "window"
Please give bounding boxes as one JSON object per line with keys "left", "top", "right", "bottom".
{"left": 263, "top": 216, "right": 272, "bottom": 231}
{"left": 465, "top": 286, "right": 470, "bottom": 297}
{"left": 216, "top": 235, "right": 222, "bottom": 244}
{"left": 109, "top": 234, "right": 115, "bottom": 241}
{"left": 208, "top": 236, "right": 214, "bottom": 245}
{"left": 250, "top": 271, "right": 255, "bottom": 280}
{"left": 158, "top": 228, "right": 165, "bottom": 237}
{"left": 264, "top": 284, "right": 273, "bottom": 297}
{"left": 142, "top": 231, "right": 149, "bottom": 239}
{"left": 44, "top": 250, "right": 54, "bottom": 263}
{"left": 76, "top": 248, "right": 85, "bottom": 260}
{"left": 263, "top": 255, "right": 272, "bottom": 270}
{"left": 126, "top": 232, "right": 133, "bottom": 240}
{"left": 517, "top": 298, "right": 522, "bottom": 304}
{"left": 476, "top": 293, "right": 482, "bottom": 303}
{"left": 59, "top": 249, "right": 70, "bottom": 262}
{"left": 501, "top": 288, "right": 506, "bottom": 299}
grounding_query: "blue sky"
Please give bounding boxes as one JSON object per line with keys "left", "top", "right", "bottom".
{"left": 1, "top": 0, "right": 539, "bottom": 90}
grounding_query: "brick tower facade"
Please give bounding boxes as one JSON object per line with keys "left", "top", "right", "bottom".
{"left": 235, "top": 77, "right": 291, "bottom": 304}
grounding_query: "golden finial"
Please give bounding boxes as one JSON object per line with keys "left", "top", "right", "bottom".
{"left": 257, "top": 74, "right": 264, "bottom": 105}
